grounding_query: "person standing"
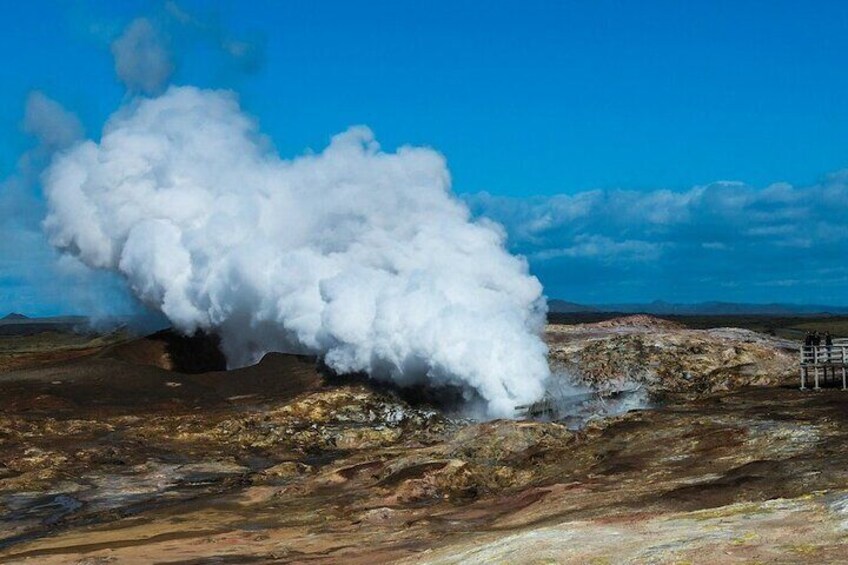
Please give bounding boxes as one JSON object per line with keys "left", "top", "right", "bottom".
{"left": 825, "top": 331, "right": 834, "bottom": 362}
{"left": 804, "top": 331, "right": 814, "bottom": 363}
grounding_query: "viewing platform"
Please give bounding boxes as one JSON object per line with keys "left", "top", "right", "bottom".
{"left": 800, "top": 340, "right": 848, "bottom": 390}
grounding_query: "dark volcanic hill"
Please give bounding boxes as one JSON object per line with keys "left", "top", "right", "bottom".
{"left": 547, "top": 300, "right": 600, "bottom": 313}
{"left": 1, "top": 313, "right": 28, "bottom": 321}
{"left": 0, "top": 315, "right": 89, "bottom": 336}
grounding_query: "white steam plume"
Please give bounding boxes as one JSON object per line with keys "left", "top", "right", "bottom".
{"left": 42, "top": 86, "right": 549, "bottom": 417}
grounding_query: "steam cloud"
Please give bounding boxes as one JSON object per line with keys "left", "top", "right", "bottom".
{"left": 111, "top": 18, "right": 174, "bottom": 95}
{"left": 42, "top": 86, "right": 549, "bottom": 417}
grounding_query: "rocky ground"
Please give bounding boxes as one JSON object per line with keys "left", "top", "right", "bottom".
{"left": 547, "top": 315, "right": 799, "bottom": 396}
{"left": 3, "top": 316, "right": 848, "bottom": 564}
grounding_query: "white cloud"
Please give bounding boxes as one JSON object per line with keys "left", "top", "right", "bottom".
{"left": 467, "top": 176, "right": 848, "bottom": 303}
{"left": 532, "top": 235, "right": 662, "bottom": 263}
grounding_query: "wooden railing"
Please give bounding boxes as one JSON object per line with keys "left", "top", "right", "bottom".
{"left": 800, "top": 340, "right": 848, "bottom": 390}
{"left": 800, "top": 344, "right": 848, "bottom": 366}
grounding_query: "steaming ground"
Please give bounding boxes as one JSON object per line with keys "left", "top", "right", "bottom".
{"left": 2, "top": 315, "right": 842, "bottom": 564}
{"left": 42, "top": 86, "right": 549, "bottom": 417}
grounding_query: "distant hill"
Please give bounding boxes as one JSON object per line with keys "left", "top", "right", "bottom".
{"left": 2, "top": 313, "right": 29, "bottom": 320}
{"left": 548, "top": 300, "right": 599, "bottom": 313}
{"left": 548, "top": 299, "right": 848, "bottom": 316}
{"left": 0, "top": 315, "right": 89, "bottom": 336}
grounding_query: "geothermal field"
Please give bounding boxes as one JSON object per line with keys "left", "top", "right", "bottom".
{"left": 3, "top": 313, "right": 848, "bottom": 563}
{"left": 5, "top": 5, "right": 848, "bottom": 563}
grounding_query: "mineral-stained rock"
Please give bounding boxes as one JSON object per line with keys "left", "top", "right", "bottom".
{"left": 546, "top": 316, "right": 797, "bottom": 396}
{"left": 8, "top": 322, "right": 848, "bottom": 564}
{"left": 449, "top": 420, "right": 575, "bottom": 464}
{"left": 253, "top": 461, "right": 312, "bottom": 484}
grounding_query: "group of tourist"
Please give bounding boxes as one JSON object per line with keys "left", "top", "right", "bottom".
{"left": 805, "top": 331, "right": 834, "bottom": 347}
{"left": 804, "top": 330, "right": 835, "bottom": 360}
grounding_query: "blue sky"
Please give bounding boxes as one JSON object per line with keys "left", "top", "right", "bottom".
{"left": 2, "top": 0, "right": 848, "bottom": 314}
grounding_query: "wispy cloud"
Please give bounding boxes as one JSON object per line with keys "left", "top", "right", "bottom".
{"left": 467, "top": 175, "right": 848, "bottom": 304}
{"left": 531, "top": 235, "right": 663, "bottom": 263}
{"left": 0, "top": 93, "right": 134, "bottom": 317}
{"left": 163, "top": 1, "right": 265, "bottom": 74}
{"left": 111, "top": 18, "right": 173, "bottom": 95}
{"left": 108, "top": 2, "right": 266, "bottom": 96}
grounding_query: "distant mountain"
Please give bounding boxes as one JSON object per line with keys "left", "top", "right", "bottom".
{"left": 0, "top": 314, "right": 89, "bottom": 336}
{"left": 548, "top": 299, "right": 848, "bottom": 316}
{"left": 2, "top": 313, "right": 29, "bottom": 320}
{"left": 548, "top": 300, "right": 600, "bottom": 313}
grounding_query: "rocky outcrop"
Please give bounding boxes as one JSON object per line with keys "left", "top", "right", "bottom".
{"left": 546, "top": 316, "right": 798, "bottom": 396}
